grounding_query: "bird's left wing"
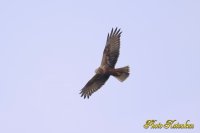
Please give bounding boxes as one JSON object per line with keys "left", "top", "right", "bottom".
{"left": 101, "top": 28, "right": 122, "bottom": 68}
{"left": 80, "top": 74, "right": 110, "bottom": 99}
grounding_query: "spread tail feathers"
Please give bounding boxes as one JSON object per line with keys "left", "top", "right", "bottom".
{"left": 114, "top": 66, "right": 130, "bottom": 82}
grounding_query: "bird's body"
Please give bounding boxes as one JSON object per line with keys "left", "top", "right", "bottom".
{"left": 96, "top": 66, "right": 127, "bottom": 77}
{"left": 80, "top": 28, "right": 130, "bottom": 99}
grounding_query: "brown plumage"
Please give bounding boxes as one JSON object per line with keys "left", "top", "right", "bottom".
{"left": 80, "top": 28, "right": 130, "bottom": 99}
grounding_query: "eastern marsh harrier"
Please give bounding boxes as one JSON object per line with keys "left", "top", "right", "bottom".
{"left": 80, "top": 28, "right": 129, "bottom": 99}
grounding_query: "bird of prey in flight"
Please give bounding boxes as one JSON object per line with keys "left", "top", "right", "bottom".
{"left": 80, "top": 28, "right": 129, "bottom": 99}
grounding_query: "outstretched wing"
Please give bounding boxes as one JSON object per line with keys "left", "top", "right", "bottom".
{"left": 80, "top": 74, "right": 110, "bottom": 99}
{"left": 101, "top": 28, "right": 122, "bottom": 68}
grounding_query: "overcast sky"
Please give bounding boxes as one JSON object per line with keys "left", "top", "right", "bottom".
{"left": 0, "top": 0, "right": 200, "bottom": 133}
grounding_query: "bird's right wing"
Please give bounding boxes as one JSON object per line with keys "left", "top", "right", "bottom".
{"left": 80, "top": 74, "right": 110, "bottom": 99}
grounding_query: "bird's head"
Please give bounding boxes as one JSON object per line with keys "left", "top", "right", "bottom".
{"left": 95, "top": 67, "right": 103, "bottom": 74}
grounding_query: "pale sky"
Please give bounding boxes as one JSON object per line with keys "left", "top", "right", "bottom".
{"left": 0, "top": 0, "right": 200, "bottom": 133}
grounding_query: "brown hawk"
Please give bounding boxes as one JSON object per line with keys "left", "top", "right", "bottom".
{"left": 80, "top": 28, "right": 129, "bottom": 99}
